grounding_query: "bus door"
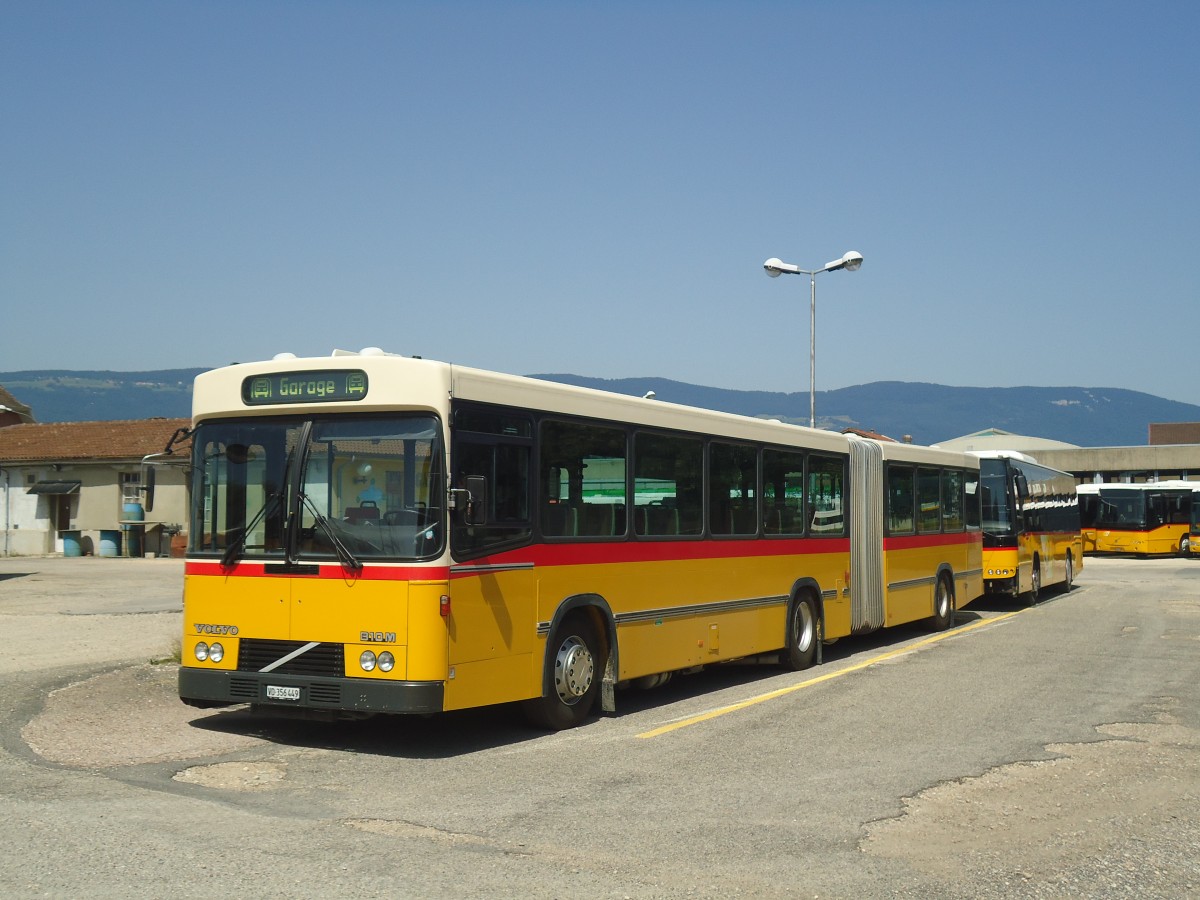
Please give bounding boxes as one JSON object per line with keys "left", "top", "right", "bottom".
{"left": 447, "top": 411, "right": 538, "bottom": 708}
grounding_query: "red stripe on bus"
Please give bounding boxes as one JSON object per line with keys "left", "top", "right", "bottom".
{"left": 184, "top": 561, "right": 451, "bottom": 580}
{"left": 185, "top": 538, "right": 856, "bottom": 579}
{"left": 187, "top": 531, "right": 979, "bottom": 580}
{"left": 882, "top": 532, "right": 982, "bottom": 551}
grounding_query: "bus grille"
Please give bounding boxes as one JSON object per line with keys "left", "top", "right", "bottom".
{"left": 237, "top": 639, "right": 345, "bottom": 677}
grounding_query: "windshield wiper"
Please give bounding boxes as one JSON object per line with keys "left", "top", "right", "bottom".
{"left": 299, "top": 493, "right": 363, "bottom": 571}
{"left": 221, "top": 492, "right": 281, "bottom": 568}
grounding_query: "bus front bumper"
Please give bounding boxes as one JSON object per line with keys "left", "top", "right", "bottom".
{"left": 984, "top": 575, "right": 1018, "bottom": 596}
{"left": 179, "top": 667, "right": 445, "bottom": 715}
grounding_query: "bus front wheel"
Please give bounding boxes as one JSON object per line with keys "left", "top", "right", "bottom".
{"left": 523, "top": 614, "right": 602, "bottom": 731}
{"left": 782, "top": 593, "right": 818, "bottom": 671}
{"left": 1028, "top": 558, "right": 1041, "bottom": 606}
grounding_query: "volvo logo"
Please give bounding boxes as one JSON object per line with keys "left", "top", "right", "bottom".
{"left": 194, "top": 623, "right": 239, "bottom": 635}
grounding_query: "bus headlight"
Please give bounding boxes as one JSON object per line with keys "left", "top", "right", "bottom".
{"left": 194, "top": 642, "right": 209, "bottom": 661}
{"left": 359, "top": 650, "right": 377, "bottom": 672}
{"left": 378, "top": 652, "right": 395, "bottom": 673}
{"left": 209, "top": 642, "right": 224, "bottom": 663}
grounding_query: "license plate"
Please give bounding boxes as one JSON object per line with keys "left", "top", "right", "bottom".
{"left": 266, "top": 685, "right": 301, "bottom": 701}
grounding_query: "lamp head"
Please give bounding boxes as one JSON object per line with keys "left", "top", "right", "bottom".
{"left": 824, "top": 251, "right": 864, "bottom": 272}
{"left": 763, "top": 257, "right": 801, "bottom": 277}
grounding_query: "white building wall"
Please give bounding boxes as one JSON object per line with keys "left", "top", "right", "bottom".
{"left": 1, "top": 461, "right": 190, "bottom": 557}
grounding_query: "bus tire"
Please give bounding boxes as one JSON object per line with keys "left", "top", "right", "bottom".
{"left": 1028, "top": 557, "right": 1041, "bottom": 606}
{"left": 1180, "top": 535, "right": 1191, "bottom": 556}
{"left": 522, "top": 614, "right": 602, "bottom": 731}
{"left": 930, "top": 574, "right": 954, "bottom": 631}
{"left": 781, "top": 593, "right": 818, "bottom": 671}
{"left": 1062, "top": 553, "right": 1074, "bottom": 593}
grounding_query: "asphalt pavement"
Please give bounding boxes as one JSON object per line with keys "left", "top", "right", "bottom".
{"left": 1, "top": 554, "right": 1198, "bottom": 898}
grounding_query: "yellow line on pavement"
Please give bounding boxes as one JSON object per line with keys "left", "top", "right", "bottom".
{"left": 636, "top": 609, "right": 1026, "bottom": 739}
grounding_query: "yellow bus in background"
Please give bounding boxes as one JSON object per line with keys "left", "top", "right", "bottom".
{"left": 974, "top": 452, "right": 1081, "bottom": 604}
{"left": 1079, "top": 481, "right": 1195, "bottom": 557}
{"left": 1190, "top": 486, "right": 1200, "bottom": 557}
{"left": 176, "top": 349, "right": 982, "bottom": 729}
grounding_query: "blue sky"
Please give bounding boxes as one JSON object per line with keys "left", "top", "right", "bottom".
{"left": 3, "top": 1, "right": 1197, "bottom": 404}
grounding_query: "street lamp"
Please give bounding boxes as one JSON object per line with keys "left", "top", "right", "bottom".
{"left": 763, "top": 250, "right": 863, "bottom": 428}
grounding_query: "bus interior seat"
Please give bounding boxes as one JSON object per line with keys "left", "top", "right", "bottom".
{"left": 542, "top": 503, "right": 578, "bottom": 537}
{"left": 346, "top": 504, "right": 380, "bottom": 525}
{"left": 730, "top": 503, "right": 758, "bottom": 535}
{"left": 578, "top": 503, "right": 617, "bottom": 536}
{"left": 639, "top": 504, "right": 679, "bottom": 536}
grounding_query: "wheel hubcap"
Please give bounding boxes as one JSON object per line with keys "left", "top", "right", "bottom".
{"left": 553, "top": 635, "right": 594, "bottom": 705}
{"left": 794, "top": 604, "right": 814, "bottom": 653}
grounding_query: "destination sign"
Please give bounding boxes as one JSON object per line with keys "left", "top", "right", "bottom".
{"left": 241, "top": 369, "right": 369, "bottom": 405}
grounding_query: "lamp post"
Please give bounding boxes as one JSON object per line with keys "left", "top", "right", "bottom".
{"left": 763, "top": 251, "right": 863, "bottom": 428}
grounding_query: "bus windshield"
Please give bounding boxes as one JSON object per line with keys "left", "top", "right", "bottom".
{"left": 979, "top": 465, "right": 1012, "bottom": 532}
{"left": 1095, "top": 489, "right": 1143, "bottom": 527}
{"left": 191, "top": 415, "right": 444, "bottom": 562}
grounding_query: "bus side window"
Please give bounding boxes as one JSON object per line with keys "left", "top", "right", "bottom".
{"left": 450, "top": 409, "right": 533, "bottom": 557}
{"left": 943, "top": 469, "right": 964, "bottom": 531}
{"left": 887, "top": 466, "right": 915, "bottom": 534}
{"left": 763, "top": 449, "right": 805, "bottom": 536}
{"left": 539, "top": 420, "right": 628, "bottom": 539}
{"left": 917, "top": 467, "right": 941, "bottom": 533}
{"left": 807, "top": 454, "right": 845, "bottom": 537}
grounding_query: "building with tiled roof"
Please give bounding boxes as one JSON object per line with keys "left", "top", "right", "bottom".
{"left": 0, "top": 418, "right": 191, "bottom": 557}
{"left": 841, "top": 427, "right": 899, "bottom": 443}
{"left": 0, "top": 418, "right": 190, "bottom": 463}
{"left": 0, "top": 385, "right": 35, "bottom": 428}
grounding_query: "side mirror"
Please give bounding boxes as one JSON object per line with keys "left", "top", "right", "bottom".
{"left": 464, "top": 475, "right": 488, "bottom": 526}
{"left": 547, "top": 466, "right": 562, "bottom": 501}
{"left": 141, "top": 465, "right": 157, "bottom": 513}
{"left": 1014, "top": 474, "right": 1030, "bottom": 501}
{"left": 450, "top": 476, "right": 489, "bottom": 526}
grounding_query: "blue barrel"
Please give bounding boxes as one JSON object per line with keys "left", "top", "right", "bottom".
{"left": 98, "top": 530, "right": 122, "bottom": 558}
{"left": 62, "top": 530, "right": 82, "bottom": 557}
{"left": 122, "top": 502, "right": 145, "bottom": 557}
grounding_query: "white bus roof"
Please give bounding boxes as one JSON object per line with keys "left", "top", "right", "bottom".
{"left": 192, "top": 349, "right": 857, "bottom": 453}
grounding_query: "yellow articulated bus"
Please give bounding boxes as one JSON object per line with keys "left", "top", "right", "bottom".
{"left": 176, "top": 349, "right": 982, "bottom": 729}
{"left": 974, "top": 452, "right": 1082, "bottom": 604}
{"left": 1077, "top": 481, "right": 1195, "bottom": 557}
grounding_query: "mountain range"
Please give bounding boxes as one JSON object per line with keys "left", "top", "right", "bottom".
{"left": 2, "top": 368, "right": 1197, "bottom": 448}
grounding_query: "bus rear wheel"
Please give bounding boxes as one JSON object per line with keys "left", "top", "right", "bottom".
{"left": 781, "top": 593, "right": 818, "bottom": 671}
{"left": 522, "top": 614, "right": 602, "bottom": 731}
{"left": 930, "top": 575, "right": 954, "bottom": 631}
